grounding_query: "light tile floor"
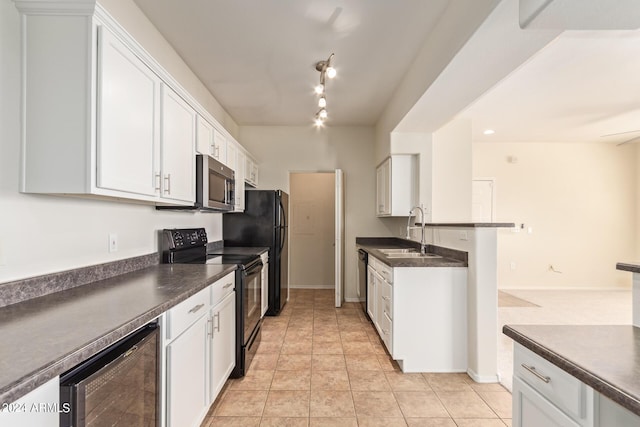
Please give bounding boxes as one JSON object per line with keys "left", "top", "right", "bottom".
{"left": 202, "top": 289, "right": 512, "bottom": 427}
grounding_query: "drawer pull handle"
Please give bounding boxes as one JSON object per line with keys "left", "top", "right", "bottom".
{"left": 522, "top": 364, "right": 551, "bottom": 383}
{"left": 223, "top": 283, "right": 233, "bottom": 289}
{"left": 188, "top": 303, "right": 205, "bottom": 314}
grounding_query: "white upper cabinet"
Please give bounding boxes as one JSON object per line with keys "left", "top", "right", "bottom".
{"left": 160, "top": 86, "right": 195, "bottom": 204}
{"left": 235, "top": 149, "right": 246, "bottom": 211}
{"left": 196, "top": 116, "right": 214, "bottom": 156}
{"left": 376, "top": 154, "right": 418, "bottom": 217}
{"left": 212, "top": 129, "right": 227, "bottom": 163}
{"left": 245, "top": 154, "right": 259, "bottom": 188}
{"left": 14, "top": 1, "right": 256, "bottom": 207}
{"left": 96, "top": 27, "right": 160, "bottom": 197}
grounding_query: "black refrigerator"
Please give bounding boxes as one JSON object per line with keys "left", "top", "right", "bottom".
{"left": 223, "top": 190, "right": 288, "bottom": 315}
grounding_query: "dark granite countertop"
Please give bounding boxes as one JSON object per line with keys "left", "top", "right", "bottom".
{"left": 356, "top": 237, "right": 468, "bottom": 268}
{"left": 503, "top": 324, "right": 640, "bottom": 416}
{"left": 0, "top": 263, "right": 236, "bottom": 406}
{"left": 617, "top": 262, "right": 640, "bottom": 274}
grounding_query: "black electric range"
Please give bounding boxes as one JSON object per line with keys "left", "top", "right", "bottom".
{"left": 161, "top": 228, "right": 263, "bottom": 378}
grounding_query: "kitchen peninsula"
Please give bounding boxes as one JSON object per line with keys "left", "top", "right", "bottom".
{"left": 498, "top": 261, "right": 640, "bottom": 426}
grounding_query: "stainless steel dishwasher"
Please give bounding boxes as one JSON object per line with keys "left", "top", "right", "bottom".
{"left": 357, "top": 249, "right": 368, "bottom": 315}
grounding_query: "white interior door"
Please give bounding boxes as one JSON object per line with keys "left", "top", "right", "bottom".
{"left": 472, "top": 179, "right": 495, "bottom": 222}
{"left": 335, "top": 169, "right": 345, "bottom": 307}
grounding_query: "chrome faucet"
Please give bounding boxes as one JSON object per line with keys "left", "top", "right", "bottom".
{"left": 407, "top": 205, "right": 427, "bottom": 255}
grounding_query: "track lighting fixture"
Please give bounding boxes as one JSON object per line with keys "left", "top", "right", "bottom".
{"left": 313, "top": 53, "right": 335, "bottom": 126}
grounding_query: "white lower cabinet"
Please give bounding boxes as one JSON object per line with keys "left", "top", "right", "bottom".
{"left": 366, "top": 265, "right": 376, "bottom": 320}
{"left": 208, "top": 290, "right": 236, "bottom": 404}
{"left": 0, "top": 377, "right": 60, "bottom": 427}
{"left": 513, "top": 343, "right": 640, "bottom": 427}
{"left": 166, "top": 314, "right": 208, "bottom": 427}
{"left": 367, "top": 254, "right": 467, "bottom": 373}
{"left": 164, "top": 272, "right": 236, "bottom": 427}
{"left": 513, "top": 376, "right": 581, "bottom": 427}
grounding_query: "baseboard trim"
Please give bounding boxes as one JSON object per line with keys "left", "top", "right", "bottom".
{"left": 467, "top": 368, "right": 500, "bottom": 384}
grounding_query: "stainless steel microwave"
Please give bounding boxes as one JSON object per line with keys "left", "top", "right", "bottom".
{"left": 196, "top": 154, "right": 235, "bottom": 211}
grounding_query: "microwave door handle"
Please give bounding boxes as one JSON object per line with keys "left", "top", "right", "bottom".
{"left": 224, "top": 179, "right": 228, "bottom": 204}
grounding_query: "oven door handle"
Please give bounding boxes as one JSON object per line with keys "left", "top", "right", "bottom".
{"left": 243, "top": 261, "right": 263, "bottom": 277}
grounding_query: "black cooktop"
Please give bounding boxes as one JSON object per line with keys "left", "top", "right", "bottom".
{"left": 161, "top": 228, "right": 260, "bottom": 268}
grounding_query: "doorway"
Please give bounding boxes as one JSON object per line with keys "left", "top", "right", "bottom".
{"left": 289, "top": 171, "right": 344, "bottom": 307}
{"left": 289, "top": 172, "right": 336, "bottom": 289}
{"left": 472, "top": 178, "right": 495, "bottom": 222}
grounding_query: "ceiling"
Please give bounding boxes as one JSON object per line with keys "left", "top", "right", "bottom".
{"left": 462, "top": 29, "right": 640, "bottom": 145}
{"left": 133, "top": 0, "right": 640, "bottom": 143}
{"left": 132, "top": 0, "right": 450, "bottom": 126}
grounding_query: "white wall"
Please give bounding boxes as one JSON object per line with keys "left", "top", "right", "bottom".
{"left": 432, "top": 117, "right": 473, "bottom": 222}
{"left": 0, "top": 0, "right": 234, "bottom": 283}
{"left": 238, "top": 125, "right": 387, "bottom": 301}
{"left": 473, "top": 141, "right": 637, "bottom": 289}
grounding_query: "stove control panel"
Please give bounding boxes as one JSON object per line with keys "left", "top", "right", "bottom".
{"left": 162, "top": 228, "right": 208, "bottom": 250}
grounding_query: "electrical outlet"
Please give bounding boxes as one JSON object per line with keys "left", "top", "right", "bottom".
{"left": 510, "top": 261, "right": 516, "bottom": 270}
{"left": 459, "top": 231, "right": 468, "bottom": 241}
{"left": 109, "top": 233, "right": 118, "bottom": 253}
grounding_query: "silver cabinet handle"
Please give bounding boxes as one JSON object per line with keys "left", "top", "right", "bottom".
{"left": 207, "top": 317, "right": 213, "bottom": 339}
{"left": 164, "top": 174, "right": 171, "bottom": 194}
{"left": 188, "top": 303, "right": 204, "bottom": 314}
{"left": 214, "top": 312, "right": 221, "bottom": 332}
{"left": 521, "top": 364, "right": 551, "bottom": 383}
{"left": 223, "top": 283, "right": 233, "bottom": 289}
{"left": 154, "top": 173, "right": 161, "bottom": 191}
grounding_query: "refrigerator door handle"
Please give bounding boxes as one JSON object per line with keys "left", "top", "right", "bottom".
{"left": 278, "top": 200, "right": 287, "bottom": 251}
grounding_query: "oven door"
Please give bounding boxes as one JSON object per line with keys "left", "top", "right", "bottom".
{"left": 242, "top": 260, "right": 263, "bottom": 341}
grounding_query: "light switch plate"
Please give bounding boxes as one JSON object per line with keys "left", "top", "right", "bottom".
{"left": 109, "top": 233, "right": 118, "bottom": 253}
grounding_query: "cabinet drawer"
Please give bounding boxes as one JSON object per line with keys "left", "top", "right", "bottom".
{"left": 370, "top": 255, "right": 393, "bottom": 284}
{"left": 211, "top": 272, "right": 235, "bottom": 306}
{"left": 378, "top": 262, "right": 393, "bottom": 284}
{"left": 514, "top": 344, "right": 588, "bottom": 422}
{"left": 166, "top": 287, "right": 211, "bottom": 340}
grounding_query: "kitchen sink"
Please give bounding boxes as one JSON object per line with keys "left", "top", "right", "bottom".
{"left": 378, "top": 248, "right": 416, "bottom": 254}
{"left": 385, "top": 253, "right": 442, "bottom": 259}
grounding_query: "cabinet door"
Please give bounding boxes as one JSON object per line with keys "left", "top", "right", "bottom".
{"left": 374, "top": 270, "right": 385, "bottom": 334}
{"left": 226, "top": 140, "right": 237, "bottom": 171}
{"left": 235, "top": 150, "right": 246, "bottom": 211}
{"left": 212, "top": 129, "right": 227, "bottom": 163}
{"left": 196, "top": 116, "right": 214, "bottom": 155}
{"left": 376, "top": 159, "right": 390, "bottom": 216}
{"left": 161, "top": 85, "right": 195, "bottom": 203}
{"left": 512, "top": 376, "right": 580, "bottom": 427}
{"left": 209, "top": 292, "right": 236, "bottom": 403}
{"left": 97, "top": 27, "right": 159, "bottom": 197}
{"left": 367, "top": 266, "right": 376, "bottom": 321}
{"left": 0, "top": 377, "right": 59, "bottom": 427}
{"left": 166, "top": 315, "right": 208, "bottom": 427}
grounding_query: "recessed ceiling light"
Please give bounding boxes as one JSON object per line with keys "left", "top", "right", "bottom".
{"left": 483, "top": 129, "right": 495, "bottom": 135}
